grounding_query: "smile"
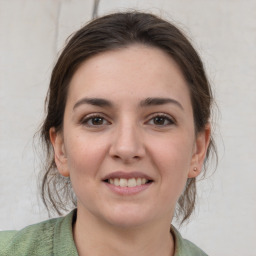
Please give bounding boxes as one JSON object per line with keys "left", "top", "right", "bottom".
{"left": 105, "top": 178, "right": 151, "bottom": 187}
{"left": 102, "top": 171, "right": 154, "bottom": 194}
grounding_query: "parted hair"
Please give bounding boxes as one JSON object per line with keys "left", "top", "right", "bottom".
{"left": 39, "top": 11, "right": 217, "bottom": 224}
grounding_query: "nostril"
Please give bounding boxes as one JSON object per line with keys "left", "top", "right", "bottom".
{"left": 112, "top": 154, "right": 141, "bottom": 162}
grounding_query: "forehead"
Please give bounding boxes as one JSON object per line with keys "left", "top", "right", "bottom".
{"left": 67, "top": 44, "right": 191, "bottom": 109}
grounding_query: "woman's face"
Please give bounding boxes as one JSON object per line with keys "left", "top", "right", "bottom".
{"left": 51, "top": 45, "right": 209, "bottom": 228}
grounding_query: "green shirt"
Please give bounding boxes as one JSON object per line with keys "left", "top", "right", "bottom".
{"left": 0, "top": 210, "right": 207, "bottom": 255}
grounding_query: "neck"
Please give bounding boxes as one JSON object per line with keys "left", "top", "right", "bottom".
{"left": 73, "top": 207, "right": 175, "bottom": 256}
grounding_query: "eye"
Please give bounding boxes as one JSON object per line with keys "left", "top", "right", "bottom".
{"left": 147, "top": 114, "right": 175, "bottom": 126}
{"left": 81, "top": 114, "right": 110, "bottom": 127}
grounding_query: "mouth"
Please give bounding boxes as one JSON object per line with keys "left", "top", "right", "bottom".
{"left": 103, "top": 177, "right": 153, "bottom": 187}
{"left": 102, "top": 171, "right": 154, "bottom": 190}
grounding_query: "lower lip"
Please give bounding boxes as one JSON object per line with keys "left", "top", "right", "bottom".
{"left": 104, "top": 182, "right": 152, "bottom": 195}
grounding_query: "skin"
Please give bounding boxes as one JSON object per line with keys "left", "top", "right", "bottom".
{"left": 50, "top": 44, "right": 210, "bottom": 256}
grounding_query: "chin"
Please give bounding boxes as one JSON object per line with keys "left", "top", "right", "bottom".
{"left": 102, "top": 205, "right": 155, "bottom": 229}
{"left": 107, "top": 216, "right": 149, "bottom": 229}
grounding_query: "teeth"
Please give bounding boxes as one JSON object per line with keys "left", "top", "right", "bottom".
{"left": 114, "top": 178, "right": 120, "bottom": 186}
{"left": 108, "top": 178, "right": 150, "bottom": 187}
{"left": 128, "top": 178, "right": 136, "bottom": 187}
{"left": 120, "top": 178, "right": 128, "bottom": 187}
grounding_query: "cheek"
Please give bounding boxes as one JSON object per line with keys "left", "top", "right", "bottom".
{"left": 64, "top": 133, "right": 108, "bottom": 178}
{"left": 151, "top": 133, "right": 193, "bottom": 168}
{"left": 149, "top": 135, "right": 194, "bottom": 191}
{"left": 64, "top": 134, "right": 108, "bottom": 204}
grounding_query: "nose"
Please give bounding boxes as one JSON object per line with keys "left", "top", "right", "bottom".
{"left": 109, "top": 121, "right": 145, "bottom": 163}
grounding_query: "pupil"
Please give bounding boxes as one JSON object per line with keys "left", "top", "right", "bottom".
{"left": 154, "top": 117, "right": 164, "bottom": 125}
{"left": 92, "top": 117, "right": 103, "bottom": 125}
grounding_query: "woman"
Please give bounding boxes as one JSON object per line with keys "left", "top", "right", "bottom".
{"left": 1, "top": 11, "right": 216, "bottom": 255}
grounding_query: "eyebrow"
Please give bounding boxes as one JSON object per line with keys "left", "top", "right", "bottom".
{"left": 73, "top": 98, "right": 113, "bottom": 110}
{"left": 140, "top": 97, "right": 184, "bottom": 110}
{"left": 73, "top": 97, "right": 183, "bottom": 110}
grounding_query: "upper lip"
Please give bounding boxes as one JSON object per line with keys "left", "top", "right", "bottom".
{"left": 102, "top": 171, "right": 153, "bottom": 181}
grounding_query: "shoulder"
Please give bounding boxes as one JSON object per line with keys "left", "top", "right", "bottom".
{"left": 0, "top": 210, "right": 78, "bottom": 256}
{"left": 180, "top": 239, "right": 208, "bottom": 256}
{"left": 171, "top": 226, "right": 208, "bottom": 256}
{"left": 0, "top": 230, "right": 17, "bottom": 245}
{"left": 0, "top": 217, "right": 58, "bottom": 256}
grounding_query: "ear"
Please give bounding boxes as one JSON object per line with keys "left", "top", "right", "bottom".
{"left": 188, "top": 124, "right": 211, "bottom": 178}
{"left": 49, "top": 127, "right": 70, "bottom": 177}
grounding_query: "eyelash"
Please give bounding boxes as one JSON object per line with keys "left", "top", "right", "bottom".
{"left": 146, "top": 113, "right": 175, "bottom": 126}
{"left": 80, "top": 113, "right": 175, "bottom": 127}
{"left": 80, "top": 114, "right": 110, "bottom": 127}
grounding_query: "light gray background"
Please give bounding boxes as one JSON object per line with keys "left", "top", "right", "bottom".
{"left": 0, "top": 1, "right": 255, "bottom": 255}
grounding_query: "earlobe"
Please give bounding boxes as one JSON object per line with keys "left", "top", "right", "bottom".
{"left": 188, "top": 124, "right": 211, "bottom": 178}
{"left": 49, "top": 127, "right": 70, "bottom": 177}
{"left": 188, "top": 166, "right": 201, "bottom": 178}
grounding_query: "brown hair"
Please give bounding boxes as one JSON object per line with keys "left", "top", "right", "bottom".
{"left": 40, "top": 11, "right": 217, "bottom": 223}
